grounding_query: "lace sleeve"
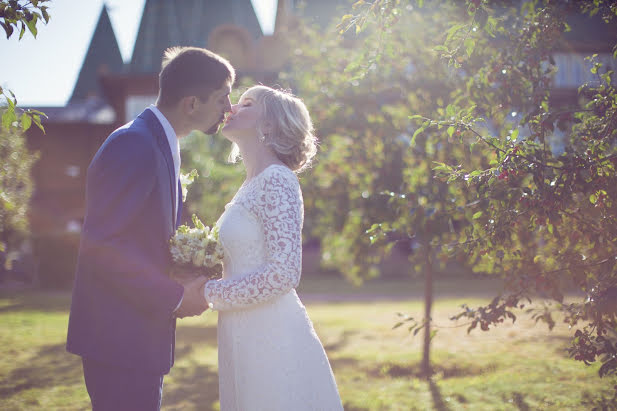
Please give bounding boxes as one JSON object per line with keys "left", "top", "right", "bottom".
{"left": 203, "top": 167, "right": 303, "bottom": 310}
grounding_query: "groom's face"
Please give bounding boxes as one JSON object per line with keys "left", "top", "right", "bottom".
{"left": 194, "top": 81, "right": 232, "bottom": 135}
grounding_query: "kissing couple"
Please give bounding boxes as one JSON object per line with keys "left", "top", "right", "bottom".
{"left": 66, "top": 47, "right": 343, "bottom": 411}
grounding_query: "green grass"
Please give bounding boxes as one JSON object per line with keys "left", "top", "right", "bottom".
{"left": 1, "top": 277, "right": 615, "bottom": 410}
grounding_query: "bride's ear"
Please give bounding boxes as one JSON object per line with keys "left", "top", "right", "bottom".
{"left": 261, "top": 121, "right": 273, "bottom": 135}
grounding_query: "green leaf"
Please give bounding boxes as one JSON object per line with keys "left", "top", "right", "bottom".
{"left": 511, "top": 128, "right": 519, "bottom": 141}
{"left": 21, "top": 113, "right": 32, "bottom": 131}
{"left": 432, "top": 161, "right": 452, "bottom": 172}
{"left": 1, "top": 21, "right": 14, "bottom": 39}
{"left": 411, "top": 126, "right": 425, "bottom": 146}
{"left": 26, "top": 18, "right": 38, "bottom": 38}
{"left": 472, "top": 211, "right": 483, "bottom": 219}
{"left": 589, "top": 193, "right": 597, "bottom": 204}
{"left": 445, "top": 23, "right": 466, "bottom": 43}
{"left": 464, "top": 38, "right": 475, "bottom": 57}
{"left": 41, "top": 7, "right": 50, "bottom": 24}
{"left": 447, "top": 126, "right": 455, "bottom": 137}
{"left": 31, "top": 114, "right": 45, "bottom": 132}
{"left": 2, "top": 109, "right": 17, "bottom": 130}
{"left": 352, "top": 0, "right": 365, "bottom": 10}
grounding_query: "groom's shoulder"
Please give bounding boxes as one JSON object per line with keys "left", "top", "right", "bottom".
{"left": 105, "top": 115, "right": 154, "bottom": 146}
{"left": 93, "top": 119, "right": 155, "bottom": 163}
{"left": 112, "top": 112, "right": 151, "bottom": 137}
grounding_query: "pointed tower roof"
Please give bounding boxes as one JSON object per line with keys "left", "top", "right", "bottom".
{"left": 70, "top": 5, "right": 124, "bottom": 102}
{"left": 129, "top": 0, "right": 262, "bottom": 74}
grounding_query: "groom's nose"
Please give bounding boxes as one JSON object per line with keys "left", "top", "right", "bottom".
{"left": 230, "top": 104, "right": 240, "bottom": 114}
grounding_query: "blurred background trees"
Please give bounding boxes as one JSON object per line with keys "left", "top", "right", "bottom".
{"left": 275, "top": 0, "right": 616, "bottom": 379}
{"left": 1, "top": 0, "right": 49, "bottom": 274}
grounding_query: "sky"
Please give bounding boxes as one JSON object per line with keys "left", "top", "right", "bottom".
{"left": 0, "top": 0, "right": 277, "bottom": 107}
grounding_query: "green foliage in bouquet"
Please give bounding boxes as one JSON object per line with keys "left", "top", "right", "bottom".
{"left": 169, "top": 214, "right": 224, "bottom": 281}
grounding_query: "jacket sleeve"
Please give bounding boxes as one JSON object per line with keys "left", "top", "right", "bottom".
{"left": 203, "top": 169, "right": 303, "bottom": 311}
{"left": 79, "top": 130, "right": 183, "bottom": 319}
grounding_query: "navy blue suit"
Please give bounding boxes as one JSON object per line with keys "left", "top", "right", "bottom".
{"left": 67, "top": 109, "right": 184, "bottom": 409}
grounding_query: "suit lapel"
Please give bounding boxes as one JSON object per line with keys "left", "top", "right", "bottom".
{"left": 137, "top": 109, "right": 177, "bottom": 229}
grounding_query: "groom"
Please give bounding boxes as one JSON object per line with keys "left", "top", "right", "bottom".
{"left": 67, "top": 47, "right": 234, "bottom": 410}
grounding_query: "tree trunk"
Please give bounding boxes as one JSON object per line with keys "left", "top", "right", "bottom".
{"left": 422, "top": 244, "right": 433, "bottom": 378}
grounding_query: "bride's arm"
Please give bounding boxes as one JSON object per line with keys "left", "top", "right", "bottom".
{"left": 203, "top": 170, "right": 303, "bottom": 310}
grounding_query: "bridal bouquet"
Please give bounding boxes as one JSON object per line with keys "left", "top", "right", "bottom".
{"left": 169, "top": 214, "right": 224, "bottom": 281}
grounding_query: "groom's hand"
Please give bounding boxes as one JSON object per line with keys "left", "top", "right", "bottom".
{"left": 175, "top": 276, "right": 209, "bottom": 318}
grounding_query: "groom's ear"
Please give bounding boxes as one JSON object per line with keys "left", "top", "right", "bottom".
{"left": 180, "top": 96, "right": 198, "bottom": 115}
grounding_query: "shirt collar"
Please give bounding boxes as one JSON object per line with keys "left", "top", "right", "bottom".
{"left": 148, "top": 105, "right": 180, "bottom": 178}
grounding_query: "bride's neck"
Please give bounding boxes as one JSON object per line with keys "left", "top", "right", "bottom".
{"left": 238, "top": 140, "right": 282, "bottom": 180}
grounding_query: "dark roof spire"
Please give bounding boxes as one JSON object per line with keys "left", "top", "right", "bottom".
{"left": 69, "top": 4, "right": 124, "bottom": 102}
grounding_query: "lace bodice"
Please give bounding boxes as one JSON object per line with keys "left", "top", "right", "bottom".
{"left": 203, "top": 165, "right": 303, "bottom": 311}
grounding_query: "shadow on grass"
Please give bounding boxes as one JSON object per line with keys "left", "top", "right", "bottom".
{"left": 0, "top": 290, "right": 72, "bottom": 313}
{"left": 429, "top": 379, "right": 452, "bottom": 411}
{"left": 511, "top": 391, "right": 530, "bottom": 410}
{"left": 0, "top": 343, "right": 83, "bottom": 399}
{"left": 369, "top": 361, "right": 497, "bottom": 379}
{"left": 164, "top": 324, "right": 220, "bottom": 410}
{"left": 175, "top": 325, "right": 218, "bottom": 353}
{"left": 0, "top": 324, "right": 219, "bottom": 408}
{"left": 163, "top": 361, "right": 220, "bottom": 411}
{"left": 323, "top": 330, "right": 359, "bottom": 352}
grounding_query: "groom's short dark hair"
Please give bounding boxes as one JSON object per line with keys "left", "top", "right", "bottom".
{"left": 158, "top": 47, "right": 235, "bottom": 107}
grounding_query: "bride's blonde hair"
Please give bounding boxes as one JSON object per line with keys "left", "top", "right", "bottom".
{"left": 228, "top": 86, "right": 317, "bottom": 173}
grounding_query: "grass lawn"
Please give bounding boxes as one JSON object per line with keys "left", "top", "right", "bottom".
{"left": 1, "top": 276, "right": 616, "bottom": 410}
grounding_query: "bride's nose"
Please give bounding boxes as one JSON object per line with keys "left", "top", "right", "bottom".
{"left": 230, "top": 104, "right": 240, "bottom": 114}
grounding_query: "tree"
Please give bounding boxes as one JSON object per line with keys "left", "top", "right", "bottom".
{"left": 280, "top": 0, "right": 471, "bottom": 377}
{"left": 281, "top": 0, "right": 617, "bottom": 384}
{"left": 179, "top": 130, "right": 244, "bottom": 225}
{"left": 178, "top": 84, "right": 252, "bottom": 226}
{"left": 1, "top": 0, "right": 50, "bottom": 132}
{"left": 1, "top": 0, "right": 50, "bottom": 268}
{"left": 0, "top": 124, "right": 37, "bottom": 269}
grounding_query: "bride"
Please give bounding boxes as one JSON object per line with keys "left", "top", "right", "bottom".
{"left": 201, "top": 85, "right": 343, "bottom": 410}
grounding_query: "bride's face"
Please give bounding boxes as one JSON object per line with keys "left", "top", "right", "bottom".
{"left": 221, "top": 91, "right": 261, "bottom": 141}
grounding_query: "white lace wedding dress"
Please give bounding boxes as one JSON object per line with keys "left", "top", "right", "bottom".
{"left": 203, "top": 164, "right": 343, "bottom": 411}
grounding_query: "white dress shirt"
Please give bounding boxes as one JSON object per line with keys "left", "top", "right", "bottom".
{"left": 147, "top": 105, "right": 184, "bottom": 312}
{"left": 148, "top": 105, "right": 180, "bottom": 218}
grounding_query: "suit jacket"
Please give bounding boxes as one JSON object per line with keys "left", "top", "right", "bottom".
{"left": 67, "top": 109, "right": 184, "bottom": 375}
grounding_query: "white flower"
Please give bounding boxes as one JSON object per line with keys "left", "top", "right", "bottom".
{"left": 192, "top": 250, "right": 206, "bottom": 266}
{"left": 169, "top": 214, "right": 224, "bottom": 276}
